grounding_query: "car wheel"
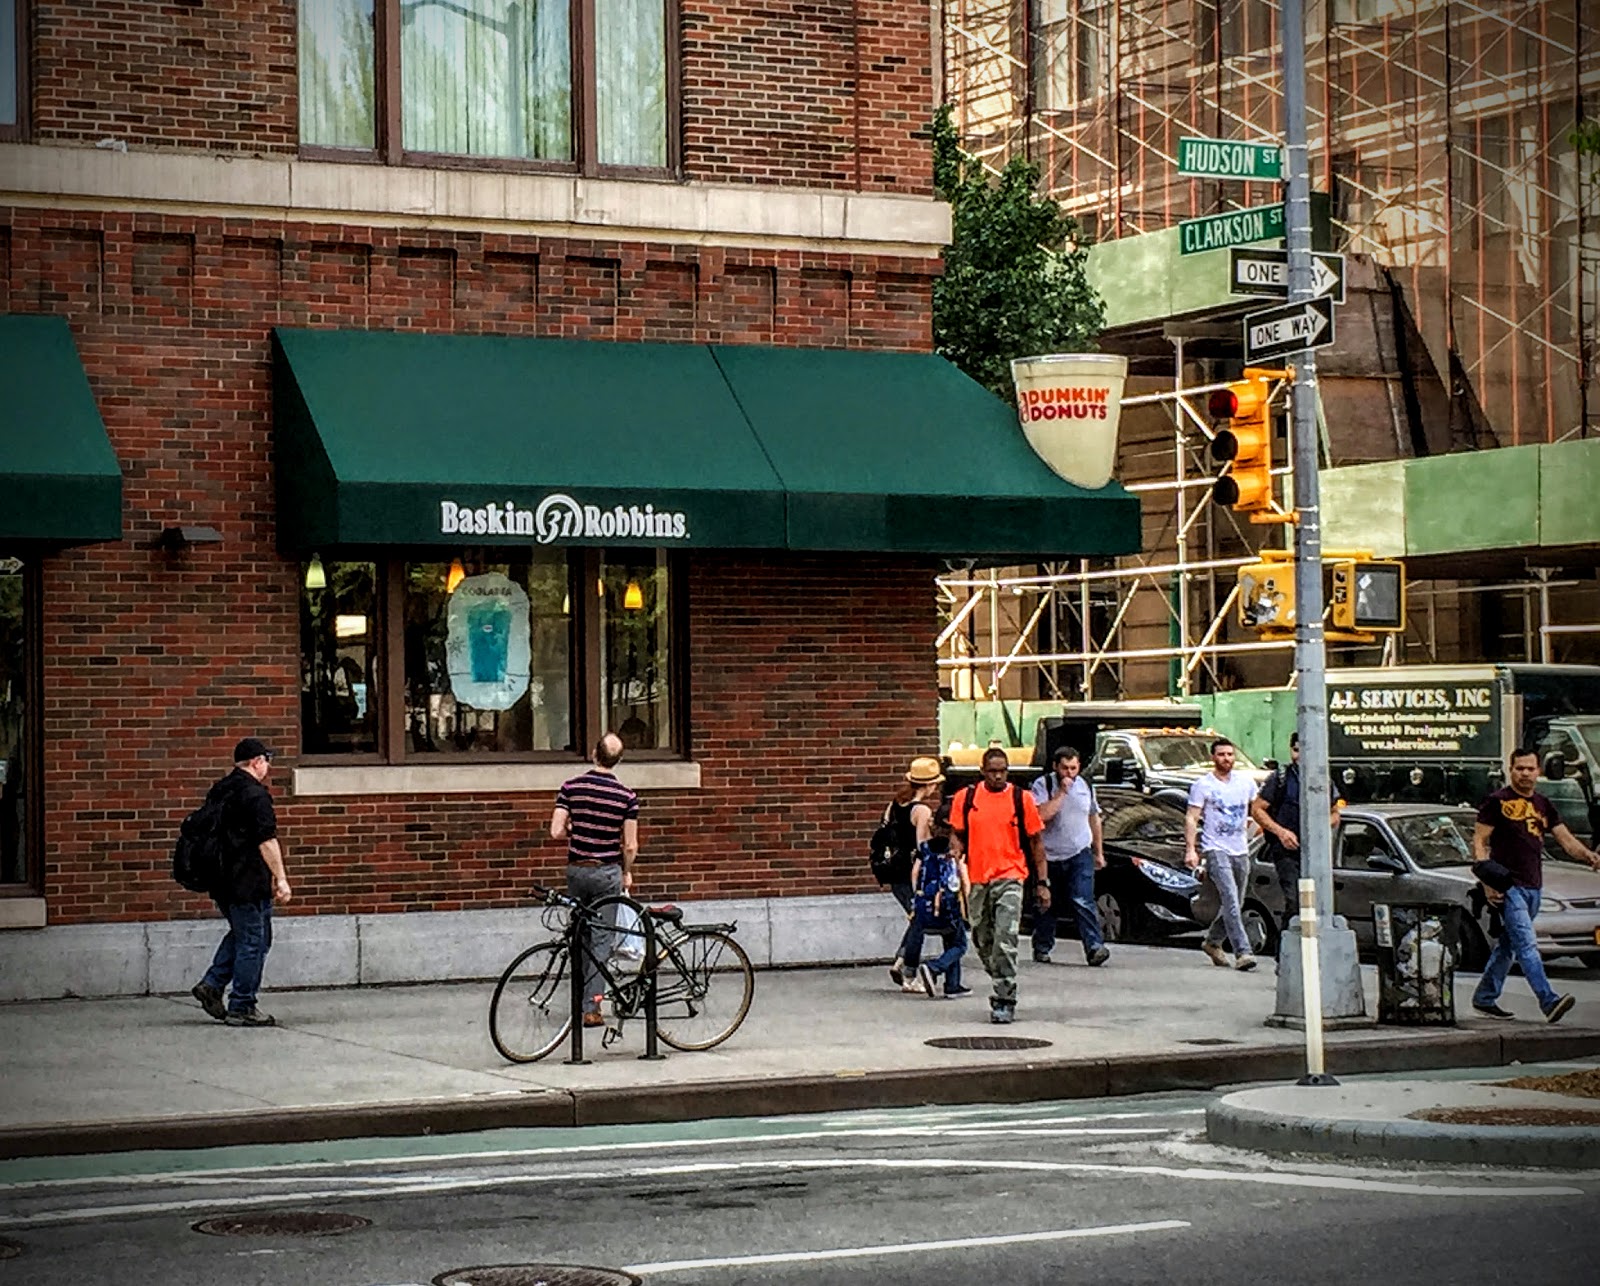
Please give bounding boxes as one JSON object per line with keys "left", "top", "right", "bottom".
{"left": 1096, "top": 892, "right": 1127, "bottom": 944}
{"left": 1241, "top": 902, "right": 1278, "bottom": 959}
{"left": 1448, "top": 910, "right": 1489, "bottom": 973}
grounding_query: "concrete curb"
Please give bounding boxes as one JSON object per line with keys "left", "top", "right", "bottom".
{"left": 1207, "top": 1092, "right": 1600, "bottom": 1170}
{"left": 4, "top": 1026, "right": 1597, "bottom": 1160}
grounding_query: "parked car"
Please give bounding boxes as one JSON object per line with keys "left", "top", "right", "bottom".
{"left": 1206, "top": 802, "right": 1600, "bottom": 971}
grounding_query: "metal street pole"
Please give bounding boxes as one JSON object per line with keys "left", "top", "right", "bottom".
{"left": 1271, "top": 0, "right": 1367, "bottom": 1035}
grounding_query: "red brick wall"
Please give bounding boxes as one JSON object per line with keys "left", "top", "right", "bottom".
{"left": 2, "top": 207, "right": 941, "bottom": 923}
{"left": 27, "top": 2, "right": 934, "bottom": 192}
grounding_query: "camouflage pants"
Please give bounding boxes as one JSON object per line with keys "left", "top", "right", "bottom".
{"left": 970, "top": 879, "right": 1025, "bottom": 1004}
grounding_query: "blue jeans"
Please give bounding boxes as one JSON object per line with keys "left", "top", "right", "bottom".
{"left": 903, "top": 917, "right": 967, "bottom": 993}
{"left": 1031, "top": 848, "right": 1103, "bottom": 957}
{"left": 890, "top": 881, "right": 921, "bottom": 967}
{"left": 202, "top": 898, "right": 274, "bottom": 1013}
{"left": 1472, "top": 885, "right": 1559, "bottom": 1013}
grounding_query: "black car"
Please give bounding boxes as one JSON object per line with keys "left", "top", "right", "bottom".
{"left": 1026, "top": 786, "right": 1208, "bottom": 946}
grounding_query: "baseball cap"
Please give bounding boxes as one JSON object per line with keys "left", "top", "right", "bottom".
{"left": 233, "top": 737, "right": 276, "bottom": 763}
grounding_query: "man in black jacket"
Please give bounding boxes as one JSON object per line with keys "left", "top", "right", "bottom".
{"left": 191, "top": 737, "right": 291, "bottom": 1027}
{"left": 1251, "top": 731, "right": 1341, "bottom": 943}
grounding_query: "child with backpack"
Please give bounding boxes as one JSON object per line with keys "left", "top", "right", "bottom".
{"left": 907, "top": 804, "right": 971, "bottom": 999}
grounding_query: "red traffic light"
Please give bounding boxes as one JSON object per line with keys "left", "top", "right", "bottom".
{"left": 1208, "top": 388, "right": 1239, "bottom": 419}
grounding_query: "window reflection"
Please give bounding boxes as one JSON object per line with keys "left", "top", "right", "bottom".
{"left": 602, "top": 550, "right": 670, "bottom": 751}
{"left": 0, "top": 555, "right": 27, "bottom": 886}
{"left": 405, "top": 550, "right": 571, "bottom": 754}
{"left": 301, "top": 560, "right": 380, "bottom": 753}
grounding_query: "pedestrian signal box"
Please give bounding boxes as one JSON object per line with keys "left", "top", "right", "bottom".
{"left": 1208, "top": 371, "right": 1275, "bottom": 515}
{"left": 1331, "top": 560, "right": 1406, "bottom": 632}
{"left": 1238, "top": 559, "right": 1294, "bottom": 633}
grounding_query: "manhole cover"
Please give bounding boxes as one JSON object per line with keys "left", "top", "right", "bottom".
{"left": 193, "top": 1211, "right": 372, "bottom": 1237}
{"left": 0, "top": 1237, "right": 22, "bottom": 1260}
{"left": 1180, "top": 1038, "right": 1241, "bottom": 1046}
{"left": 434, "top": 1267, "right": 641, "bottom": 1286}
{"left": 925, "top": 1035, "right": 1053, "bottom": 1051}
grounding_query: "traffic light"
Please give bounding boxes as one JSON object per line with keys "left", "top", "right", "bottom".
{"left": 1238, "top": 557, "right": 1295, "bottom": 633}
{"left": 1208, "top": 370, "right": 1275, "bottom": 515}
{"left": 1331, "top": 559, "right": 1406, "bottom": 632}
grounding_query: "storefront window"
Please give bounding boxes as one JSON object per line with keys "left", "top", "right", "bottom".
{"left": 299, "top": 0, "right": 377, "bottom": 150}
{"left": 602, "top": 550, "right": 672, "bottom": 751}
{"left": 404, "top": 550, "right": 572, "bottom": 754}
{"left": 0, "top": 555, "right": 32, "bottom": 889}
{"left": 301, "top": 559, "right": 380, "bottom": 754}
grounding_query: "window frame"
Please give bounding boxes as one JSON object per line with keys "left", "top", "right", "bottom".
{"left": 297, "top": 0, "right": 681, "bottom": 180}
{"left": 0, "top": 0, "right": 29, "bottom": 143}
{"left": 0, "top": 554, "right": 43, "bottom": 897}
{"left": 297, "top": 546, "right": 688, "bottom": 767}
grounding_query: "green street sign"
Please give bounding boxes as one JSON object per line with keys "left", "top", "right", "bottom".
{"left": 1177, "top": 136, "right": 1283, "bottom": 181}
{"left": 1178, "top": 202, "right": 1285, "bottom": 255}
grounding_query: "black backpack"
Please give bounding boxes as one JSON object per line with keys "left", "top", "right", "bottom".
{"left": 869, "top": 799, "right": 917, "bottom": 885}
{"left": 953, "top": 782, "right": 1030, "bottom": 847}
{"left": 172, "top": 793, "right": 228, "bottom": 895}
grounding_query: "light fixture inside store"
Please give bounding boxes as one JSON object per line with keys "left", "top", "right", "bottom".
{"left": 447, "top": 557, "right": 466, "bottom": 593}
{"left": 561, "top": 591, "right": 571, "bottom": 616}
{"left": 597, "top": 576, "right": 605, "bottom": 598}
{"left": 304, "top": 554, "right": 327, "bottom": 590}
{"left": 624, "top": 580, "right": 644, "bottom": 610}
{"left": 334, "top": 614, "right": 368, "bottom": 639}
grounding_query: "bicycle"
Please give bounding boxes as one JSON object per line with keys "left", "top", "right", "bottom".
{"left": 489, "top": 884, "right": 755, "bottom": 1063}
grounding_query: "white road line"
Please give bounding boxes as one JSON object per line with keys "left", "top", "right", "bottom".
{"left": 622, "top": 1219, "right": 1193, "bottom": 1274}
{"left": 0, "top": 1111, "right": 1198, "bottom": 1192}
{"left": 0, "top": 1155, "right": 1581, "bottom": 1230}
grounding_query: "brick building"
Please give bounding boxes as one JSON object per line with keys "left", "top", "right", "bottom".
{"left": 0, "top": 1, "right": 1137, "bottom": 997}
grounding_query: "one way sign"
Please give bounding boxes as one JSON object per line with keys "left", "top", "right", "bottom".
{"left": 1243, "top": 297, "right": 1336, "bottom": 362}
{"left": 1229, "top": 248, "right": 1345, "bottom": 303}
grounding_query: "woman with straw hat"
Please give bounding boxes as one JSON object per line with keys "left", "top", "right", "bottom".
{"left": 885, "top": 756, "right": 945, "bottom": 992}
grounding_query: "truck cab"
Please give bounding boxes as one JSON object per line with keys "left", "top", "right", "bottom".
{"left": 1533, "top": 716, "right": 1600, "bottom": 840}
{"left": 1088, "top": 727, "right": 1270, "bottom": 795}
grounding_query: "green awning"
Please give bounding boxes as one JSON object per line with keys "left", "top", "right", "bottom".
{"left": 711, "top": 346, "right": 1142, "bottom": 558}
{"left": 0, "top": 315, "right": 122, "bottom": 544}
{"left": 273, "top": 329, "right": 1142, "bottom": 559}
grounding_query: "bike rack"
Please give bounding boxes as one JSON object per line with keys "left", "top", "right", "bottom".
{"left": 565, "top": 893, "right": 663, "bottom": 1065}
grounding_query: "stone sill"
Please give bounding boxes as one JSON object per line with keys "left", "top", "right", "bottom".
{"left": 0, "top": 897, "right": 47, "bottom": 930}
{"left": 292, "top": 761, "right": 702, "bottom": 797}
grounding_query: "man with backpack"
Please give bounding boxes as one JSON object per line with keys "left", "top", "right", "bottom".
{"left": 1029, "top": 745, "right": 1108, "bottom": 967}
{"left": 190, "top": 737, "right": 290, "bottom": 1027}
{"left": 948, "top": 747, "right": 1048, "bottom": 1024}
{"left": 1250, "top": 731, "right": 1342, "bottom": 946}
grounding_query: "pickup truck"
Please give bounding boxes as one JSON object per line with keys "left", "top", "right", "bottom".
{"left": 1087, "top": 727, "right": 1271, "bottom": 795}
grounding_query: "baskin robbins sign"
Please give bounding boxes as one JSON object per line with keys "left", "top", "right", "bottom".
{"left": 1009, "top": 353, "right": 1129, "bottom": 490}
{"left": 440, "top": 493, "right": 690, "bottom": 544}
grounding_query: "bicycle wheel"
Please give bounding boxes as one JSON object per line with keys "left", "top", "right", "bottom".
{"left": 489, "top": 940, "right": 573, "bottom": 1063}
{"left": 655, "top": 930, "right": 754, "bottom": 1052}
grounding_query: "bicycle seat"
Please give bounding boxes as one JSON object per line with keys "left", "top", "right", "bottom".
{"left": 648, "top": 904, "right": 684, "bottom": 924}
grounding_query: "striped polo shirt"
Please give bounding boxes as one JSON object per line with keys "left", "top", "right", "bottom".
{"left": 556, "top": 769, "right": 639, "bottom": 863}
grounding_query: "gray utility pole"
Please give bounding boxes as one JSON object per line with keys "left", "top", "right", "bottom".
{"left": 1270, "top": 0, "right": 1367, "bottom": 1028}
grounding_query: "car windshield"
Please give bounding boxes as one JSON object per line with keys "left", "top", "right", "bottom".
{"left": 1387, "top": 812, "right": 1476, "bottom": 868}
{"left": 1575, "top": 721, "right": 1600, "bottom": 762}
{"left": 1142, "top": 736, "right": 1258, "bottom": 772}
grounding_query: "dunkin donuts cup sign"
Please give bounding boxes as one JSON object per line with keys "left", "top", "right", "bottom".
{"left": 1010, "top": 353, "right": 1129, "bottom": 490}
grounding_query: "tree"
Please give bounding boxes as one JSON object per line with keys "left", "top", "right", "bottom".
{"left": 931, "top": 103, "right": 1105, "bottom": 404}
{"left": 1574, "top": 117, "right": 1600, "bottom": 156}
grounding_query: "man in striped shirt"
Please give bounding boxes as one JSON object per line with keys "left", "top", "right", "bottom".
{"left": 551, "top": 732, "right": 640, "bottom": 1028}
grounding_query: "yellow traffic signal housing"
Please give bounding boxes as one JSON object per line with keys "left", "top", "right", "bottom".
{"left": 1238, "top": 558, "right": 1295, "bottom": 633}
{"left": 1208, "top": 370, "right": 1275, "bottom": 515}
{"left": 1331, "top": 559, "right": 1406, "bottom": 632}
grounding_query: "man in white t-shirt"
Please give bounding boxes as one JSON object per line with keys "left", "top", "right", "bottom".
{"left": 1184, "top": 737, "right": 1260, "bottom": 971}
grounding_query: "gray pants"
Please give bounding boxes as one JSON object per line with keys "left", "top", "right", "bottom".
{"left": 1203, "top": 848, "right": 1253, "bottom": 956}
{"left": 565, "top": 862, "right": 623, "bottom": 1015}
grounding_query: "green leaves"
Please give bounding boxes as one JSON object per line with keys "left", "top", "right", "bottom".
{"left": 1573, "top": 118, "right": 1600, "bottom": 156}
{"left": 931, "top": 104, "right": 1106, "bottom": 405}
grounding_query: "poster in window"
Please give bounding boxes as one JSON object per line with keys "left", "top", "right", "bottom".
{"left": 446, "top": 572, "right": 531, "bottom": 711}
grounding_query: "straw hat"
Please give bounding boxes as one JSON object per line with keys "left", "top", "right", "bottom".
{"left": 905, "top": 755, "right": 945, "bottom": 786}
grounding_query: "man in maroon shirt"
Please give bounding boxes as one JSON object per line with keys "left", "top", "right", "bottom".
{"left": 1471, "top": 747, "right": 1600, "bottom": 1024}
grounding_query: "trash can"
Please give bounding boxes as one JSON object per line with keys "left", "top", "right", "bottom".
{"left": 1374, "top": 903, "right": 1459, "bottom": 1026}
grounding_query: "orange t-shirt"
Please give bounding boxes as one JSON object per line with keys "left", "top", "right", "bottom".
{"left": 951, "top": 783, "right": 1042, "bottom": 885}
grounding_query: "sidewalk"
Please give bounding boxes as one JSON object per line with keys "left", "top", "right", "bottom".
{"left": 3, "top": 945, "right": 1598, "bottom": 1159}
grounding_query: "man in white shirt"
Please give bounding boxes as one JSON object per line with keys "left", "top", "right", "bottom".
{"left": 1029, "top": 746, "right": 1108, "bottom": 966}
{"left": 1184, "top": 737, "right": 1260, "bottom": 970}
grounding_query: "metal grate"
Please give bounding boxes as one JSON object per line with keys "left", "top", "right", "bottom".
{"left": 925, "top": 1035, "right": 1052, "bottom": 1051}
{"left": 193, "top": 1211, "right": 372, "bottom": 1238}
{"left": 1179, "top": 1038, "right": 1241, "bottom": 1046}
{"left": 434, "top": 1267, "right": 641, "bottom": 1286}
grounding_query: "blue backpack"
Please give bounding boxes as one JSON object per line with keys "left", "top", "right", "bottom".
{"left": 913, "top": 840, "right": 961, "bottom": 928}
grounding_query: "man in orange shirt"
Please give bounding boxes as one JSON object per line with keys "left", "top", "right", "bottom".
{"left": 949, "top": 747, "right": 1049, "bottom": 1024}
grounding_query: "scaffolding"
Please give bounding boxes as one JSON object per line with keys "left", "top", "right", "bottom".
{"left": 938, "top": 1, "right": 1600, "bottom": 698}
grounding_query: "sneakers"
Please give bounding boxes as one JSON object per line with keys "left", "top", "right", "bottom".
{"left": 1472, "top": 1001, "right": 1515, "bottom": 1020}
{"left": 945, "top": 984, "right": 973, "bottom": 998}
{"left": 1086, "top": 946, "right": 1110, "bottom": 967}
{"left": 224, "top": 1007, "right": 277, "bottom": 1027}
{"left": 1545, "top": 995, "right": 1576, "bottom": 1025}
{"left": 901, "top": 976, "right": 928, "bottom": 995}
{"left": 582, "top": 1011, "right": 606, "bottom": 1028}
{"left": 888, "top": 959, "right": 906, "bottom": 986}
{"left": 917, "top": 964, "right": 939, "bottom": 1000}
{"left": 191, "top": 982, "right": 226, "bottom": 1022}
{"left": 1201, "top": 942, "right": 1230, "bottom": 967}
{"left": 989, "top": 1001, "right": 1016, "bottom": 1025}
{"left": 1032, "top": 950, "right": 1052, "bottom": 964}
{"left": 1235, "top": 954, "right": 1258, "bottom": 972}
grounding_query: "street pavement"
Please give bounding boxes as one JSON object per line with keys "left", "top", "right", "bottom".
{"left": 3, "top": 944, "right": 1599, "bottom": 1160}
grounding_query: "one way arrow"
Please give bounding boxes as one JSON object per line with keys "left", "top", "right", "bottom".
{"left": 1243, "top": 296, "right": 1337, "bottom": 361}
